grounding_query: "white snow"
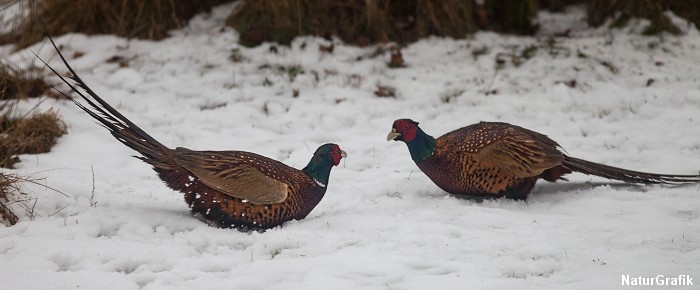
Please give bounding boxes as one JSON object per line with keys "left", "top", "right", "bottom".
{"left": 1, "top": 3, "right": 700, "bottom": 289}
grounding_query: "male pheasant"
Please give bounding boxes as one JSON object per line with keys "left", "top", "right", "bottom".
{"left": 387, "top": 119, "right": 700, "bottom": 199}
{"left": 39, "top": 37, "right": 346, "bottom": 229}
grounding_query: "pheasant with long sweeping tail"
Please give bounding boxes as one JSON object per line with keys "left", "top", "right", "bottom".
{"left": 38, "top": 37, "right": 346, "bottom": 229}
{"left": 387, "top": 119, "right": 700, "bottom": 199}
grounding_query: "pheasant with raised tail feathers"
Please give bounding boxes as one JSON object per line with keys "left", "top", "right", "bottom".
{"left": 38, "top": 37, "right": 346, "bottom": 229}
{"left": 387, "top": 119, "right": 700, "bottom": 199}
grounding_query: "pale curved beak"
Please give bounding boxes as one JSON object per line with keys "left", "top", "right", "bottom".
{"left": 340, "top": 150, "right": 347, "bottom": 158}
{"left": 386, "top": 128, "right": 401, "bottom": 141}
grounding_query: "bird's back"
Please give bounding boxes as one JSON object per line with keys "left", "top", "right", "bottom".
{"left": 418, "top": 122, "right": 565, "bottom": 199}
{"left": 156, "top": 150, "right": 325, "bottom": 229}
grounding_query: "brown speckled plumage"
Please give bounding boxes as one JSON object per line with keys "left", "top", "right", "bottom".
{"left": 40, "top": 36, "right": 344, "bottom": 229}
{"left": 157, "top": 150, "right": 327, "bottom": 228}
{"left": 388, "top": 119, "right": 700, "bottom": 199}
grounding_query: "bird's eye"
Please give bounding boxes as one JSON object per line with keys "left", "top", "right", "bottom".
{"left": 403, "top": 125, "right": 409, "bottom": 130}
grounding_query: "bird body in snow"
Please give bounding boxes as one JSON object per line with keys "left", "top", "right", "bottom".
{"left": 387, "top": 119, "right": 700, "bottom": 199}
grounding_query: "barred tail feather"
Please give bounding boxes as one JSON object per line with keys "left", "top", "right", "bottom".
{"left": 35, "top": 35, "right": 171, "bottom": 169}
{"left": 563, "top": 156, "right": 700, "bottom": 184}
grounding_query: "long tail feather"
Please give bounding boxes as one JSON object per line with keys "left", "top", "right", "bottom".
{"left": 35, "top": 34, "right": 170, "bottom": 165}
{"left": 563, "top": 156, "right": 700, "bottom": 184}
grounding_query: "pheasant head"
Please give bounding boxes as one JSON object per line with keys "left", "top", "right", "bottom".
{"left": 302, "top": 143, "right": 347, "bottom": 188}
{"left": 387, "top": 119, "right": 436, "bottom": 162}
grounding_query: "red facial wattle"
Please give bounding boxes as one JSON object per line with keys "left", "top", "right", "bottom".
{"left": 394, "top": 120, "right": 417, "bottom": 142}
{"left": 402, "top": 127, "right": 416, "bottom": 141}
{"left": 331, "top": 145, "right": 343, "bottom": 165}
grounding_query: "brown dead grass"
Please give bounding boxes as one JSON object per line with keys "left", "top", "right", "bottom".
{"left": 477, "top": 0, "right": 539, "bottom": 34}
{"left": 0, "top": 63, "right": 50, "bottom": 101}
{"left": 2, "top": 0, "right": 231, "bottom": 50}
{"left": 0, "top": 172, "right": 21, "bottom": 226}
{"left": 539, "top": 0, "right": 585, "bottom": 12}
{"left": 2, "top": 0, "right": 697, "bottom": 50}
{"left": 229, "top": 0, "right": 700, "bottom": 46}
{"left": 227, "top": 0, "right": 477, "bottom": 47}
{"left": 0, "top": 110, "right": 67, "bottom": 168}
{"left": 587, "top": 0, "right": 697, "bottom": 35}
{"left": 0, "top": 60, "right": 67, "bottom": 225}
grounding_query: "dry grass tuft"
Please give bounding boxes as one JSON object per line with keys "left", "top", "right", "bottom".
{"left": 0, "top": 171, "right": 67, "bottom": 226}
{"left": 477, "top": 0, "right": 539, "bottom": 35}
{"left": 228, "top": 0, "right": 700, "bottom": 46}
{"left": 587, "top": 0, "right": 698, "bottom": 35}
{"left": 539, "top": 0, "right": 585, "bottom": 12}
{"left": 0, "top": 110, "right": 67, "bottom": 168}
{"left": 2, "top": 0, "right": 231, "bottom": 50}
{"left": 0, "top": 172, "right": 21, "bottom": 226}
{"left": 0, "top": 63, "right": 50, "bottom": 101}
{"left": 227, "top": 0, "right": 477, "bottom": 47}
{"left": 3, "top": 0, "right": 697, "bottom": 50}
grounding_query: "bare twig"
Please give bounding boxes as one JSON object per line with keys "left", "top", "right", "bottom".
{"left": 48, "top": 203, "right": 68, "bottom": 217}
{"left": 90, "top": 166, "right": 97, "bottom": 207}
{"left": 20, "top": 176, "right": 68, "bottom": 197}
{"left": 1, "top": 170, "right": 69, "bottom": 225}
{"left": 29, "top": 197, "right": 37, "bottom": 220}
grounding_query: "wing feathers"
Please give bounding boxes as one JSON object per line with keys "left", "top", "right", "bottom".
{"left": 463, "top": 123, "right": 564, "bottom": 178}
{"left": 173, "top": 148, "right": 289, "bottom": 205}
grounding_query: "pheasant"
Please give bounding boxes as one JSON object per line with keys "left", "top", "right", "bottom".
{"left": 38, "top": 37, "right": 346, "bottom": 229}
{"left": 387, "top": 119, "right": 700, "bottom": 199}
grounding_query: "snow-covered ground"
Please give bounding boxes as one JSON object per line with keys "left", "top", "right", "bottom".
{"left": 2, "top": 3, "right": 699, "bottom": 289}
